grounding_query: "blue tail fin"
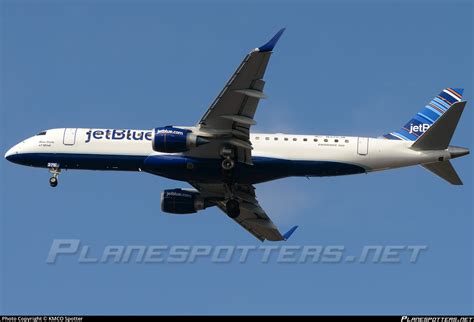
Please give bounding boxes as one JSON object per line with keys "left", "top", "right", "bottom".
{"left": 383, "top": 88, "right": 464, "bottom": 141}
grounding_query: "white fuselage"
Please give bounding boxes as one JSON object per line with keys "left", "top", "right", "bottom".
{"left": 5, "top": 127, "right": 451, "bottom": 183}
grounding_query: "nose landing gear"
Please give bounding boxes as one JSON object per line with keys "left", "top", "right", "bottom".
{"left": 49, "top": 177, "right": 58, "bottom": 187}
{"left": 49, "top": 167, "right": 61, "bottom": 187}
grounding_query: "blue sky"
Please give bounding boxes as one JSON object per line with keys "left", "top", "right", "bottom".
{"left": 1, "top": 0, "right": 472, "bottom": 315}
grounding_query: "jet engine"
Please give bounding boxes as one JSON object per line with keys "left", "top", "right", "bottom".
{"left": 160, "top": 188, "right": 207, "bottom": 214}
{"left": 152, "top": 126, "right": 209, "bottom": 153}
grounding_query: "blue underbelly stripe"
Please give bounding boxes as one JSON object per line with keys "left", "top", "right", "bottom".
{"left": 6, "top": 152, "right": 367, "bottom": 184}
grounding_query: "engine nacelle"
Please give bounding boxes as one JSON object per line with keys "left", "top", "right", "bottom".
{"left": 160, "top": 189, "right": 205, "bottom": 214}
{"left": 152, "top": 126, "right": 208, "bottom": 153}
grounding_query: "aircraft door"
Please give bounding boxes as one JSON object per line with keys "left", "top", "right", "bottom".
{"left": 357, "top": 137, "right": 369, "bottom": 155}
{"left": 63, "top": 128, "right": 77, "bottom": 145}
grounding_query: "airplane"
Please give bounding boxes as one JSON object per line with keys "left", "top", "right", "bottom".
{"left": 4, "top": 28, "right": 470, "bottom": 242}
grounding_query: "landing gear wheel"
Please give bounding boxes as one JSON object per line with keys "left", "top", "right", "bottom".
{"left": 49, "top": 176, "right": 58, "bottom": 187}
{"left": 222, "top": 158, "right": 235, "bottom": 170}
{"left": 48, "top": 166, "right": 61, "bottom": 188}
{"left": 226, "top": 199, "right": 240, "bottom": 218}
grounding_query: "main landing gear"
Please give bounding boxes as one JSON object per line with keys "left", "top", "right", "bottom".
{"left": 222, "top": 158, "right": 235, "bottom": 170}
{"left": 220, "top": 146, "right": 235, "bottom": 171}
{"left": 49, "top": 167, "right": 61, "bottom": 187}
{"left": 226, "top": 199, "right": 240, "bottom": 218}
{"left": 223, "top": 182, "right": 241, "bottom": 218}
{"left": 220, "top": 145, "right": 240, "bottom": 217}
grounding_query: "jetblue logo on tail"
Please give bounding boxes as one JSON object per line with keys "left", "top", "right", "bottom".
{"left": 383, "top": 88, "right": 463, "bottom": 141}
{"left": 408, "top": 123, "right": 430, "bottom": 135}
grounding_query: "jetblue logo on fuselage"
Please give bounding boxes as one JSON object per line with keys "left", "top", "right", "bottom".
{"left": 85, "top": 129, "right": 153, "bottom": 143}
{"left": 408, "top": 123, "right": 430, "bottom": 135}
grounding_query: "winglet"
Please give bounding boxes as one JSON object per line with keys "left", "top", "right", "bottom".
{"left": 257, "top": 28, "right": 286, "bottom": 52}
{"left": 283, "top": 225, "right": 298, "bottom": 241}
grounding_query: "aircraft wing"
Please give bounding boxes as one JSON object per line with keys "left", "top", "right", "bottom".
{"left": 190, "top": 182, "right": 298, "bottom": 242}
{"left": 188, "top": 28, "right": 285, "bottom": 165}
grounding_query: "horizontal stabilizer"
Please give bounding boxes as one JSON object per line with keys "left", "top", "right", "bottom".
{"left": 422, "top": 160, "right": 463, "bottom": 185}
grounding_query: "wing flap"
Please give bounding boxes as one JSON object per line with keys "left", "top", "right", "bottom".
{"left": 219, "top": 115, "right": 257, "bottom": 126}
{"left": 234, "top": 88, "right": 267, "bottom": 99}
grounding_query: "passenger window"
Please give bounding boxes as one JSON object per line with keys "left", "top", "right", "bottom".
{"left": 324, "top": 139, "right": 328, "bottom": 142}
{"left": 255, "top": 137, "right": 260, "bottom": 140}
{"left": 335, "top": 139, "right": 339, "bottom": 143}
{"left": 303, "top": 138, "right": 307, "bottom": 142}
{"left": 284, "top": 138, "right": 288, "bottom": 141}
{"left": 293, "top": 138, "right": 297, "bottom": 141}
{"left": 274, "top": 137, "right": 278, "bottom": 141}
{"left": 265, "top": 137, "right": 270, "bottom": 140}
{"left": 314, "top": 138, "right": 318, "bottom": 142}
{"left": 345, "top": 139, "right": 349, "bottom": 143}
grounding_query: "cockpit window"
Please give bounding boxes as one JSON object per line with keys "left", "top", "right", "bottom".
{"left": 36, "top": 131, "right": 47, "bottom": 136}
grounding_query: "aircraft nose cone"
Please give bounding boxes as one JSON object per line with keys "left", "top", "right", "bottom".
{"left": 5, "top": 145, "right": 19, "bottom": 162}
